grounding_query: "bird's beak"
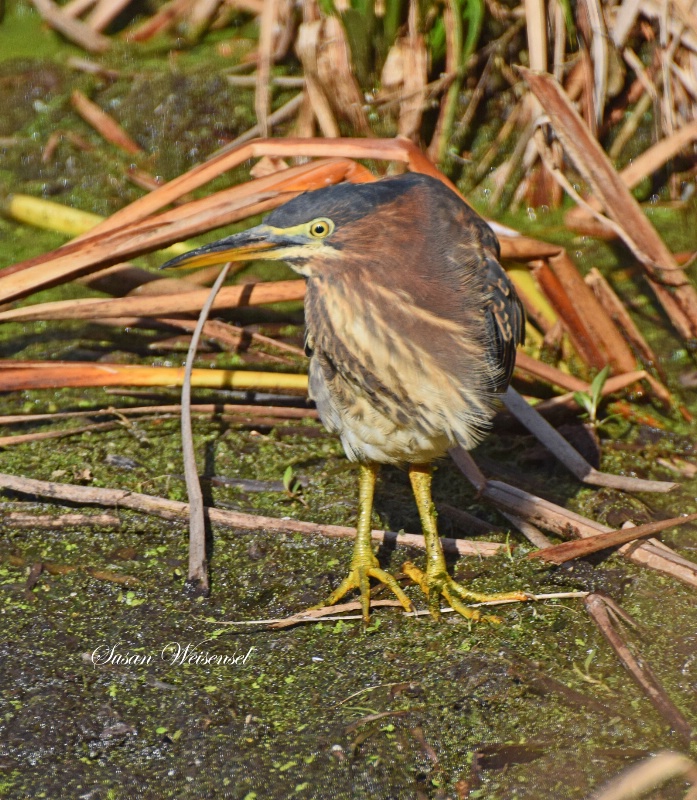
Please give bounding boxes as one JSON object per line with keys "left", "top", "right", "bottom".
{"left": 161, "top": 224, "right": 294, "bottom": 270}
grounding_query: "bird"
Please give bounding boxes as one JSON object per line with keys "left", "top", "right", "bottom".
{"left": 162, "top": 172, "right": 527, "bottom": 622}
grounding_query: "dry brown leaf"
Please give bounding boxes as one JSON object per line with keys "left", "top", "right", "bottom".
{"left": 584, "top": 268, "right": 660, "bottom": 368}
{"left": 548, "top": 251, "right": 636, "bottom": 372}
{"left": 70, "top": 90, "right": 143, "bottom": 155}
{"left": 315, "top": 16, "right": 371, "bottom": 134}
{"left": 295, "top": 20, "right": 341, "bottom": 137}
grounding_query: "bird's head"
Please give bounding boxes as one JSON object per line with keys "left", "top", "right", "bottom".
{"left": 160, "top": 173, "right": 453, "bottom": 278}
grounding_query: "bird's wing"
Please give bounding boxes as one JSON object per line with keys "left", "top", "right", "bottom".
{"left": 303, "top": 326, "right": 314, "bottom": 357}
{"left": 483, "top": 254, "right": 525, "bottom": 393}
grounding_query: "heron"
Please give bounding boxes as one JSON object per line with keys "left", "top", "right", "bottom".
{"left": 163, "top": 172, "right": 527, "bottom": 622}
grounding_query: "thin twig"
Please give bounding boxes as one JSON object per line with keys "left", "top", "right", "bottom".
{"left": 181, "top": 263, "right": 231, "bottom": 596}
{"left": 3, "top": 512, "right": 120, "bottom": 528}
{"left": 226, "top": 75, "right": 305, "bottom": 88}
{"left": 200, "top": 592, "right": 588, "bottom": 628}
{"left": 0, "top": 420, "right": 121, "bottom": 447}
{"left": 0, "top": 403, "right": 318, "bottom": 426}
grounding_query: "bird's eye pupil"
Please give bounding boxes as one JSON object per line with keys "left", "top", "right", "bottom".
{"left": 309, "top": 218, "right": 332, "bottom": 238}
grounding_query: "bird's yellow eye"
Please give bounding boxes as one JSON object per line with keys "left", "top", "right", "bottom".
{"left": 308, "top": 218, "right": 334, "bottom": 238}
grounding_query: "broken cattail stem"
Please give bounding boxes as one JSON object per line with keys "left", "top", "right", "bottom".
{"left": 532, "top": 260, "right": 607, "bottom": 369}
{"left": 529, "top": 513, "right": 697, "bottom": 563}
{"left": 548, "top": 251, "right": 636, "bottom": 373}
{"left": 503, "top": 387, "right": 677, "bottom": 493}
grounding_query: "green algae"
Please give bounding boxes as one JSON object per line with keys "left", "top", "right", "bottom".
{"left": 0, "top": 7, "right": 697, "bottom": 798}
{"left": 1, "top": 342, "right": 696, "bottom": 799}
{"left": 0, "top": 1, "right": 82, "bottom": 61}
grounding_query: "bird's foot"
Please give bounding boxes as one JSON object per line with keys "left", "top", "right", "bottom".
{"left": 402, "top": 561, "right": 529, "bottom": 623}
{"left": 312, "top": 555, "right": 414, "bottom": 623}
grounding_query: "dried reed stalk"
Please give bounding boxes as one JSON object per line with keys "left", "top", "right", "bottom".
{"left": 180, "top": 264, "right": 232, "bottom": 596}
{"left": 31, "top": 0, "right": 110, "bottom": 52}
{"left": 585, "top": 595, "right": 693, "bottom": 745}
{"left": 0, "top": 472, "right": 506, "bottom": 559}
{"left": 86, "top": 0, "right": 135, "bottom": 32}
{"left": 451, "top": 449, "right": 697, "bottom": 589}
{"left": 522, "top": 68, "right": 697, "bottom": 342}
{"left": 0, "top": 280, "right": 306, "bottom": 322}
{"left": 0, "top": 361, "right": 309, "bottom": 393}
{"left": 530, "top": 513, "right": 697, "bottom": 563}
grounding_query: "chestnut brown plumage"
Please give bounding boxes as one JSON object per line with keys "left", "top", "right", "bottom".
{"left": 163, "top": 173, "right": 527, "bottom": 621}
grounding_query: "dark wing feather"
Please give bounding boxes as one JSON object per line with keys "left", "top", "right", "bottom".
{"left": 303, "top": 326, "right": 314, "bottom": 357}
{"left": 483, "top": 255, "right": 525, "bottom": 393}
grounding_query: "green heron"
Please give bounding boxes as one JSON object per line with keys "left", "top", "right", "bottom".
{"left": 163, "top": 172, "right": 527, "bottom": 622}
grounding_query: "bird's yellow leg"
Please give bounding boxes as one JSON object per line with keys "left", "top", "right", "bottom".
{"left": 314, "top": 463, "right": 413, "bottom": 622}
{"left": 402, "top": 464, "right": 528, "bottom": 622}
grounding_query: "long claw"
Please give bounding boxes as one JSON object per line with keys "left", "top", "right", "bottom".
{"left": 307, "top": 463, "right": 413, "bottom": 623}
{"left": 306, "top": 460, "right": 529, "bottom": 625}
{"left": 314, "top": 564, "right": 413, "bottom": 623}
{"left": 403, "top": 559, "right": 520, "bottom": 622}
{"left": 406, "top": 464, "right": 530, "bottom": 624}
